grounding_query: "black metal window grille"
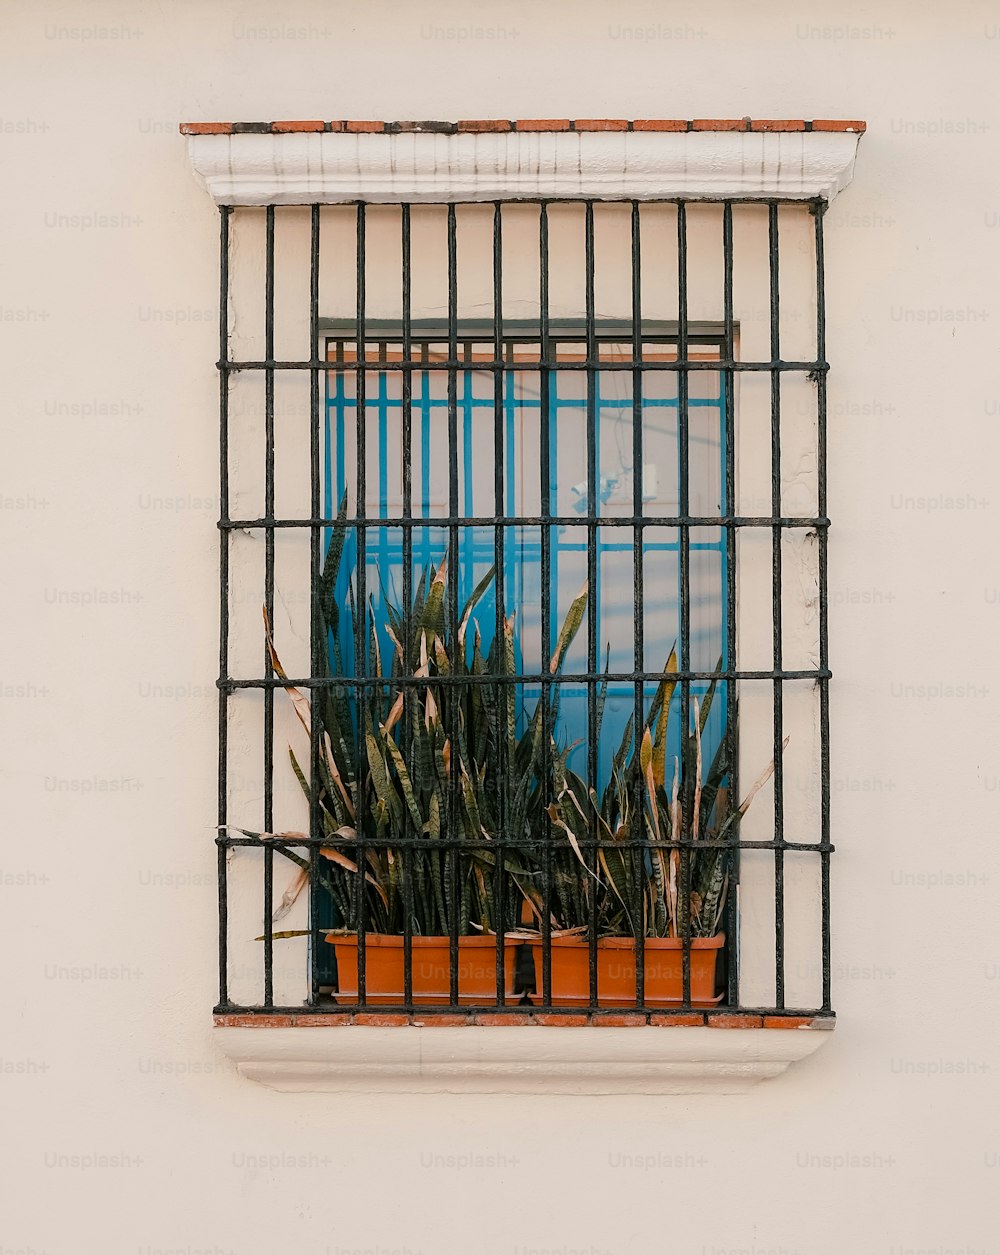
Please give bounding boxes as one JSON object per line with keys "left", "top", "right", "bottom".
{"left": 216, "top": 199, "right": 832, "bottom": 1022}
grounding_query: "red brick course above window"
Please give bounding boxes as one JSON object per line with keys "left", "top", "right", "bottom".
{"left": 180, "top": 118, "right": 867, "bottom": 136}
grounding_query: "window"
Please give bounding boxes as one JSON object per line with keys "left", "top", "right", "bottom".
{"left": 215, "top": 194, "right": 832, "bottom": 1022}
{"left": 316, "top": 319, "right": 729, "bottom": 994}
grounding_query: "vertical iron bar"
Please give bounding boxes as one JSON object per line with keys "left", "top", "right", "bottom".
{"left": 585, "top": 201, "right": 599, "bottom": 1007}
{"left": 814, "top": 201, "right": 832, "bottom": 1013}
{"left": 308, "top": 204, "right": 322, "bottom": 1006}
{"left": 447, "top": 204, "right": 460, "bottom": 1005}
{"left": 768, "top": 202, "right": 785, "bottom": 1010}
{"left": 401, "top": 205, "right": 414, "bottom": 1008}
{"left": 722, "top": 201, "right": 740, "bottom": 1007}
{"left": 492, "top": 203, "right": 508, "bottom": 1004}
{"left": 677, "top": 202, "right": 692, "bottom": 1007}
{"left": 263, "top": 205, "right": 275, "bottom": 1007}
{"left": 539, "top": 203, "right": 553, "bottom": 1007}
{"left": 354, "top": 202, "right": 368, "bottom": 1005}
{"left": 630, "top": 201, "right": 646, "bottom": 1006}
{"left": 217, "top": 204, "right": 231, "bottom": 1009}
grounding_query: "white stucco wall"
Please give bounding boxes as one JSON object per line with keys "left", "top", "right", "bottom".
{"left": 3, "top": 2, "right": 998, "bottom": 1253}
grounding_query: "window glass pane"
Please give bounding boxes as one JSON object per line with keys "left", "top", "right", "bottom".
{"left": 324, "top": 333, "right": 726, "bottom": 789}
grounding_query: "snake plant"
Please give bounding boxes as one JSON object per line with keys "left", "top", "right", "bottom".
{"left": 546, "top": 651, "right": 785, "bottom": 938}
{"left": 251, "top": 494, "right": 586, "bottom": 939}
{"left": 248, "top": 494, "right": 777, "bottom": 946}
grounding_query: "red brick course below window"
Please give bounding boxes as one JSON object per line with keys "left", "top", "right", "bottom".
{"left": 214, "top": 1012, "right": 833, "bottom": 1029}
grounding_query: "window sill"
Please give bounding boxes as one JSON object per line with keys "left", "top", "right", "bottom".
{"left": 213, "top": 1015, "right": 833, "bottom": 1094}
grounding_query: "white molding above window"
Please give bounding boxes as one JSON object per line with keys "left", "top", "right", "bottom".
{"left": 215, "top": 1025, "right": 832, "bottom": 1095}
{"left": 184, "top": 128, "right": 862, "bottom": 207}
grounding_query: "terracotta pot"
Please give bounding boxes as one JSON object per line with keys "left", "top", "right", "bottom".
{"left": 529, "top": 934, "right": 725, "bottom": 1007}
{"left": 327, "top": 933, "right": 519, "bottom": 1006}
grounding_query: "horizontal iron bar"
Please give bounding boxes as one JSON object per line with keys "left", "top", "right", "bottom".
{"left": 221, "top": 514, "right": 830, "bottom": 531}
{"left": 219, "top": 357, "right": 827, "bottom": 374}
{"left": 228, "top": 197, "right": 825, "bottom": 209}
{"left": 217, "top": 833, "right": 835, "bottom": 854}
{"left": 214, "top": 1001, "right": 836, "bottom": 1019}
{"left": 220, "top": 668, "right": 831, "bottom": 688}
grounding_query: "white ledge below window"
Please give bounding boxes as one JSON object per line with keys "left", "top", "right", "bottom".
{"left": 214, "top": 1024, "right": 832, "bottom": 1094}
{"left": 184, "top": 128, "right": 862, "bottom": 206}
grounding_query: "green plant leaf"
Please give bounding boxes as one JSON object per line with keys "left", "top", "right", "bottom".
{"left": 651, "top": 647, "right": 677, "bottom": 789}
{"left": 549, "top": 580, "right": 588, "bottom": 674}
{"left": 380, "top": 726, "right": 423, "bottom": 832}
{"left": 458, "top": 564, "right": 496, "bottom": 648}
{"left": 421, "top": 557, "right": 448, "bottom": 645}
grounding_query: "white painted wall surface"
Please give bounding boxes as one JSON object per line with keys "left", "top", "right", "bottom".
{"left": 3, "top": 2, "right": 998, "bottom": 1253}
